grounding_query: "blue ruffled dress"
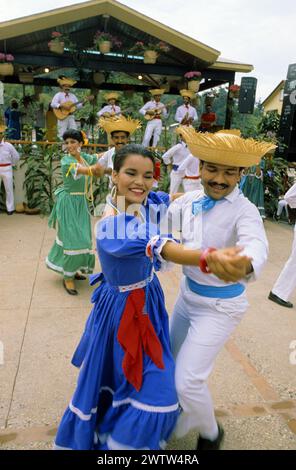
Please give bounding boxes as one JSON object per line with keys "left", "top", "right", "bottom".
{"left": 54, "top": 192, "right": 179, "bottom": 450}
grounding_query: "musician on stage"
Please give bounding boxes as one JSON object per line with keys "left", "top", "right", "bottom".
{"left": 175, "top": 89, "right": 198, "bottom": 127}
{"left": 51, "top": 77, "right": 85, "bottom": 139}
{"left": 139, "top": 89, "right": 167, "bottom": 148}
{"left": 97, "top": 92, "right": 121, "bottom": 119}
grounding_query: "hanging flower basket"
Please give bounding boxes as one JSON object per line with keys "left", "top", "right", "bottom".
{"left": 229, "top": 85, "right": 240, "bottom": 99}
{"left": 48, "top": 41, "right": 65, "bottom": 54}
{"left": 143, "top": 50, "right": 158, "bottom": 64}
{"left": 98, "top": 40, "right": 111, "bottom": 54}
{"left": 0, "top": 62, "right": 14, "bottom": 76}
{"left": 19, "top": 72, "right": 34, "bottom": 84}
{"left": 188, "top": 80, "right": 200, "bottom": 92}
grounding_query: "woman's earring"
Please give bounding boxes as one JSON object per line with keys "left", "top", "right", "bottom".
{"left": 110, "top": 185, "right": 117, "bottom": 201}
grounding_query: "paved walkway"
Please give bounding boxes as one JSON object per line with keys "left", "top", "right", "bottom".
{"left": 0, "top": 213, "right": 296, "bottom": 450}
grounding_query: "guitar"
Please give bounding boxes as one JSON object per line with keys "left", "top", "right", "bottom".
{"left": 53, "top": 95, "right": 95, "bottom": 121}
{"left": 144, "top": 100, "right": 176, "bottom": 121}
{"left": 181, "top": 112, "right": 194, "bottom": 126}
{"left": 100, "top": 107, "right": 133, "bottom": 121}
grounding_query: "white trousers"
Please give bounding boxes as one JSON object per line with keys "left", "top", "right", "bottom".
{"left": 169, "top": 171, "right": 183, "bottom": 195}
{"left": 277, "top": 199, "right": 288, "bottom": 218}
{"left": 57, "top": 115, "right": 77, "bottom": 139}
{"left": 272, "top": 225, "right": 296, "bottom": 301}
{"left": 142, "top": 120, "right": 162, "bottom": 147}
{"left": 183, "top": 178, "right": 202, "bottom": 193}
{"left": 0, "top": 166, "right": 14, "bottom": 212}
{"left": 170, "top": 277, "right": 248, "bottom": 439}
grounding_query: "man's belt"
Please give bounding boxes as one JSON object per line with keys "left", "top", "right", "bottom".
{"left": 183, "top": 175, "right": 200, "bottom": 180}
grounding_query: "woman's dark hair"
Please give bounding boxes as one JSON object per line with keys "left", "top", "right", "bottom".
{"left": 113, "top": 144, "right": 155, "bottom": 172}
{"left": 62, "top": 129, "right": 84, "bottom": 143}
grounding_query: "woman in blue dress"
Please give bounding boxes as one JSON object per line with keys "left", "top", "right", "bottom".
{"left": 54, "top": 144, "right": 243, "bottom": 450}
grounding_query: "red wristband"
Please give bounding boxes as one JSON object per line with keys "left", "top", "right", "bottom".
{"left": 199, "top": 247, "right": 217, "bottom": 273}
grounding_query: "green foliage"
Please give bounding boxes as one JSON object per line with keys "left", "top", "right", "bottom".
{"left": 263, "top": 156, "right": 289, "bottom": 216}
{"left": 258, "top": 110, "right": 280, "bottom": 135}
{"left": 20, "top": 144, "right": 62, "bottom": 214}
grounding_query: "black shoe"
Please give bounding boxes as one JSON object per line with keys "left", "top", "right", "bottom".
{"left": 268, "top": 291, "right": 293, "bottom": 308}
{"left": 273, "top": 213, "right": 280, "bottom": 221}
{"left": 7, "top": 211, "right": 14, "bottom": 215}
{"left": 196, "top": 423, "right": 224, "bottom": 450}
{"left": 63, "top": 280, "right": 78, "bottom": 296}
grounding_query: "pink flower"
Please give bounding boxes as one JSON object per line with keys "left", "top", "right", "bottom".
{"left": 0, "top": 53, "right": 6, "bottom": 61}
{"left": 51, "top": 31, "right": 62, "bottom": 38}
{"left": 184, "top": 71, "right": 202, "bottom": 80}
{"left": 229, "top": 84, "right": 240, "bottom": 92}
{"left": 5, "top": 54, "right": 14, "bottom": 62}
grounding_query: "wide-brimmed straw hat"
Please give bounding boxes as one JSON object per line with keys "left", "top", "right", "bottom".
{"left": 179, "top": 89, "right": 195, "bottom": 99}
{"left": 150, "top": 89, "right": 165, "bottom": 96}
{"left": 98, "top": 115, "right": 141, "bottom": 135}
{"left": 57, "top": 77, "right": 77, "bottom": 87}
{"left": 104, "top": 92, "right": 120, "bottom": 101}
{"left": 176, "top": 127, "right": 276, "bottom": 167}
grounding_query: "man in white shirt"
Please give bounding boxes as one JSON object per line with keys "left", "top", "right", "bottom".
{"left": 97, "top": 116, "right": 141, "bottom": 185}
{"left": 139, "top": 89, "right": 167, "bottom": 148}
{"left": 0, "top": 124, "right": 20, "bottom": 214}
{"left": 167, "top": 128, "right": 274, "bottom": 450}
{"left": 51, "top": 77, "right": 83, "bottom": 139}
{"left": 97, "top": 92, "right": 121, "bottom": 119}
{"left": 161, "top": 133, "right": 190, "bottom": 195}
{"left": 269, "top": 182, "right": 296, "bottom": 308}
{"left": 175, "top": 89, "right": 198, "bottom": 127}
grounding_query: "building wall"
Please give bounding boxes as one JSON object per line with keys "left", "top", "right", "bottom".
{"left": 263, "top": 87, "right": 284, "bottom": 114}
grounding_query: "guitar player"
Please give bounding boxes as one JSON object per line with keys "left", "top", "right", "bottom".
{"left": 175, "top": 89, "right": 198, "bottom": 127}
{"left": 97, "top": 92, "right": 121, "bottom": 119}
{"left": 51, "top": 76, "right": 87, "bottom": 139}
{"left": 139, "top": 89, "right": 167, "bottom": 148}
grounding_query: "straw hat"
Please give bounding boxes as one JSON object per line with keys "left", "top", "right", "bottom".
{"left": 104, "top": 92, "right": 120, "bottom": 101}
{"left": 98, "top": 115, "right": 141, "bottom": 135}
{"left": 176, "top": 127, "right": 277, "bottom": 167}
{"left": 0, "top": 124, "right": 7, "bottom": 133}
{"left": 179, "top": 89, "right": 195, "bottom": 99}
{"left": 57, "top": 77, "right": 77, "bottom": 87}
{"left": 150, "top": 89, "right": 165, "bottom": 96}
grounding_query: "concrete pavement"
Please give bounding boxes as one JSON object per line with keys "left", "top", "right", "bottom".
{"left": 0, "top": 213, "right": 296, "bottom": 450}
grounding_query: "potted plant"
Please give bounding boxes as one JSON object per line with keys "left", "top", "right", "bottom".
{"left": 48, "top": 31, "right": 65, "bottom": 54}
{"left": 0, "top": 53, "right": 14, "bottom": 76}
{"left": 184, "top": 71, "right": 202, "bottom": 92}
{"left": 130, "top": 41, "right": 170, "bottom": 64}
{"left": 93, "top": 31, "right": 122, "bottom": 54}
{"left": 229, "top": 84, "right": 240, "bottom": 99}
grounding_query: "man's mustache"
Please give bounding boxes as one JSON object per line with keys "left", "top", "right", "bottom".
{"left": 208, "top": 182, "right": 229, "bottom": 189}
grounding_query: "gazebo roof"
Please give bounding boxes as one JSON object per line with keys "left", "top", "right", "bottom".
{"left": 0, "top": 0, "right": 253, "bottom": 91}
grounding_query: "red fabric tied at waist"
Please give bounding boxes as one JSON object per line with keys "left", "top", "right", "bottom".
{"left": 117, "top": 288, "right": 164, "bottom": 391}
{"left": 183, "top": 175, "right": 200, "bottom": 180}
{"left": 0, "top": 163, "right": 12, "bottom": 167}
{"left": 153, "top": 161, "right": 161, "bottom": 181}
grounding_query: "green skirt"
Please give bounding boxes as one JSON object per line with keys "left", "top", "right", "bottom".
{"left": 242, "top": 175, "right": 265, "bottom": 218}
{"left": 46, "top": 189, "right": 95, "bottom": 279}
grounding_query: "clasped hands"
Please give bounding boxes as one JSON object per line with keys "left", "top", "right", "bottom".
{"left": 205, "top": 247, "right": 252, "bottom": 283}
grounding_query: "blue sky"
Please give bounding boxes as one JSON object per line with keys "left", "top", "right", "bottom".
{"left": 1, "top": 0, "right": 295, "bottom": 100}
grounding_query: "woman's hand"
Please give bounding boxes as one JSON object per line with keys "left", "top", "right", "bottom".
{"left": 91, "top": 162, "right": 104, "bottom": 177}
{"left": 206, "top": 247, "right": 252, "bottom": 282}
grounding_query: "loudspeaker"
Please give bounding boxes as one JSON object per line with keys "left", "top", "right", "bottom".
{"left": 238, "top": 77, "right": 257, "bottom": 114}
